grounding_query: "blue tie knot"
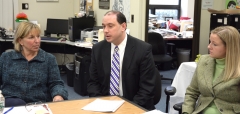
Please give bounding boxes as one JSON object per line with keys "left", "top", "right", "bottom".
{"left": 115, "top": 46, "right": 119, "bottom": 52}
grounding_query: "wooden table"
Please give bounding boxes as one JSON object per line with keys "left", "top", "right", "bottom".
{"left": 48, "top": 96, "right": 147, "bottom": 114}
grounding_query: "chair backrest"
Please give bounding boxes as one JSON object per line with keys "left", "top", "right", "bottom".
{"left": 5, "top": 49, "right": 14, "bottom": 52}
{"left": 154, "top": 68, "right": 162, "bottom": 105}
{"left": 148, "top": 32, "right": 166, "bottom": 55}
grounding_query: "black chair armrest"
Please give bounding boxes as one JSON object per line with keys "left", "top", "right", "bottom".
{"left": 164, "top": 86, "right": 176, "bottom": 95}
{"left": 164, "top": 86, "right": 176, "bottom": 113}
{"left": 173, "top": 102, "right": 183, "bottom": 113}
{"left": 166, "top": 43, "right": 175, "bottom": 46}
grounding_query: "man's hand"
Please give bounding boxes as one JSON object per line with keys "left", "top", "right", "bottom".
{"left": 53, "top": 95, "right": 64, "bottom": 102}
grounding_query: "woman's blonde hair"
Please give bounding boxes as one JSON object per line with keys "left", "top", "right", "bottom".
{"left": 211, "top": 26, "right": 240, "bottom": 81}
{"left": 13, "top": 21, "right": 41, "bottom": 52}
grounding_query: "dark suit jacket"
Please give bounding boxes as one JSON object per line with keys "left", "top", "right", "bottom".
{"left": 87, "top": 35, "right": 156, "bottom": 110}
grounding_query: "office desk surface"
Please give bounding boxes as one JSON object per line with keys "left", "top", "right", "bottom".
{"left": 164, "top": 38, "right": 193, "bottom": 41}
{"left": 0, "top": 38, "right": 91, "bottom": 47}
{"left": 48, "top": 96, "right": 146, "bottom": 114}
{"left": 0, "top": 38, "right": 14, "bottom": 42}
{"left": 0, "top": 38, "right": 92, "bottom": 54}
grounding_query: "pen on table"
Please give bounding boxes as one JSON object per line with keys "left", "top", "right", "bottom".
{"left": 3, "top": 107, "right": 14, "bottom": 114}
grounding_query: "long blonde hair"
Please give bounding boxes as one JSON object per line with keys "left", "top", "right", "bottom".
{"left": 211, "top": 26, "right": 240, "bottom": 81}
{"left": 13, "top": 21, "right": 41, "bottom": 52}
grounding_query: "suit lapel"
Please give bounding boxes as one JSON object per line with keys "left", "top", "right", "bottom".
{"left": 102, "top": 42, "right": 111, "bottom": 78}
{"left": 203, "top": 57, "right": 215, "bottom": 93}
{"left": 122, "top": 35, "right": 135, "bottom": 79}
{"left": 213, "top": 69, "right": 225, "bottom": 87}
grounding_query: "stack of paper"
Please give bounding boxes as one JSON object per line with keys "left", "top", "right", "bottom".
{"left": 75, "top": 41, "right": 92, "bottom": 48}
{"left": 82, "top": 98, "right": 125, "bottom": 112}
{"left": 143, "top": 109, "right": 168, "bottom": 114}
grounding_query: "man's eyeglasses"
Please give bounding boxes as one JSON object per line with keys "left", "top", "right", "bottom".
{"left": 25, "top": 101, "right": 50, "bottom": 113}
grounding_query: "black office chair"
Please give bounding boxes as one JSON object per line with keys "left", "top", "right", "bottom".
{"left": 166, "top": 86, "right": 183, "bottom": 114}
{"left": 148, "top": 32, "right": 173, "bottom": 83}
{"left": 153, "top": 67, "right": 177, "bottom": 113}
{"left": 154, "top": 68, "right": 162, "bottom": 105}
{"left": 166, "top": 42, "right": 177, "bottom": 68}
{"left": 173, "top": 102, "right": 183, "bottom": 114}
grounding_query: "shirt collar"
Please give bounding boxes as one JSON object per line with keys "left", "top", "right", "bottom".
{"left": 111, "top": 33, "right": 128, "bottom": 48}
{"left": 215, "top": 58, "right": 225, "bottom": 65}
{"left": 12, "top": 49, "right": 45, "bottom": 62}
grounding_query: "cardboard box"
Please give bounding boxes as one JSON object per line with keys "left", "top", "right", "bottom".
{"left": 208, "top": 8, "right": 240, "bottom": 14}
{"left": 208, "top": 8, "right": 240, "bottom": 32}
{"left": 86, "top": 0, "right": 93, "bottom": 15}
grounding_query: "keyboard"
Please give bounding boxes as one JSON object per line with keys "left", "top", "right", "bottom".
{"left": 41, "top": 36, "right": 59, "bottom": 41}
{"left": 0, "top": 35, "right": 14, "bottom": 39}
{"left": 1, "top": 37, "right": 14, "bottom": 39}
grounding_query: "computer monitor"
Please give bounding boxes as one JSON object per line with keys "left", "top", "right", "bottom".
{"left": 46, "top": 18, "right": 68, "bottom": 36}
{"left": 68, "top": 17, "right": 95, "bottom": 41}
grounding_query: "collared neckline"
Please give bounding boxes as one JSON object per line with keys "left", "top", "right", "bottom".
{"left": 215, "top": 58, "right": 225, "bottom": 65}
{"left": 12, "top": 49, "right": 45, "bottom": 62}
{"left": 111, "top": 33, "right": 128, "bottom": 49}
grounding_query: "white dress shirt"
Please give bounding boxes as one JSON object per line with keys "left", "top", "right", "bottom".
{"left": 110, "top": 34, "right": 127, "bottom": 96}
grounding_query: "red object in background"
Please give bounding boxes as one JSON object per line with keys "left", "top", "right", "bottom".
{"left": 15, "top": 12, "right": 28, "bottom": 22}
{"left": 16, "top": 12, "right": 28, "bottom": 19}
{"left": 180, "top": 17, "right": 190, "bottom": 20}
{"left": 169, "top": 24, "right": 179, "bottom": 31}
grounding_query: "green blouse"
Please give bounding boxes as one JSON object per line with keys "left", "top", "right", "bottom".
{"left": 202, "top": 58, "right": 225, "bottom": 114}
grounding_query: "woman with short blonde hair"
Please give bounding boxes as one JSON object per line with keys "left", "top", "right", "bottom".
{"left": 0, "top": 21, "right": 68, "bottom": 107}
{"left": 13, "top": 21, "right": 41, "bottom": 52}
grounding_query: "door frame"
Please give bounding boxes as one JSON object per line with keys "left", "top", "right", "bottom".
{"left": 145, "top": 0, "right": 202, "bottom": 60}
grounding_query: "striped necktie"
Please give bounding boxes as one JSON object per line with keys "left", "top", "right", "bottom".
{"left": 110, "top": 46, "right": 120, "bottom": 95}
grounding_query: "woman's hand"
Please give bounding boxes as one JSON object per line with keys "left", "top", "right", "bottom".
{"left": 53, "top": 95, "right": 64, "bottom": 102}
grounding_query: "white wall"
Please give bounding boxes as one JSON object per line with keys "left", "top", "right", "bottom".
{"left": 18, "top": 0, "right": 79, "bottom": 35}
{"left": 181, "top": 0, "right": 188, "bottom": 17}
{"left": 199, "top": 0, "right": 225, "bottom": 54}
{"left": 187, "top": 0, "right": 194, "bottom": 19}
{"left": 181, "top": 0, "right": 195, "bottom": 19}
{"left": 0, "top": 0, "right": 18, "bottom": 30}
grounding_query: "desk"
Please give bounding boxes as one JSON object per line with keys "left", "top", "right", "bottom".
{"left": 150, "top": 30, "right": 194, "bottom": 60}
{"left": 0, "top": 38, "right": 92, "bottom": 55}
{"left": 164, "top": 38, "right": 193, "bottom": 41}
{"left": 48, "top": 96, "right": 146, "bottom": 114}
{"left": 169, "top": 62, "right": 197, "bottom": 114}
{"left": 164, "top": 38, "right": 193, "bottom": 62}
{"left": 0, "top": 38, "right": 91, "bottom": 47}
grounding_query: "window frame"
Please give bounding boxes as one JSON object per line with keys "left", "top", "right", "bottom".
{"left": 149, "top": 0, "right": 181, "bottom": 20}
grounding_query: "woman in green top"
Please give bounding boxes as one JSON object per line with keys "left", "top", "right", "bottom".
{"left": 182, "top": 26, "right": 240, "bottom": 114}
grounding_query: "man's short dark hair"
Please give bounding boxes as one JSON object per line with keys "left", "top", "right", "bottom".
{"left": 104, "top": 10, "right": 126, "bottom": 25}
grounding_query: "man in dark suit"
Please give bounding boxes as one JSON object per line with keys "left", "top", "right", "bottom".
{"left": 87, "top": 10, "right": 156, "bottom": 110}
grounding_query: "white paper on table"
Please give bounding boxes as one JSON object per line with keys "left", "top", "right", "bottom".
{"left": 82, "top": 98, "right": 125, "bottom": 112}
{"left": 75, "top": 42, "right": 92, "bottom": 47}
{"left": 143, "top": 109, "right": 168, "bottom": 114}
{"left": 2, "top": 104, "right": 53, "bottom": 114}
